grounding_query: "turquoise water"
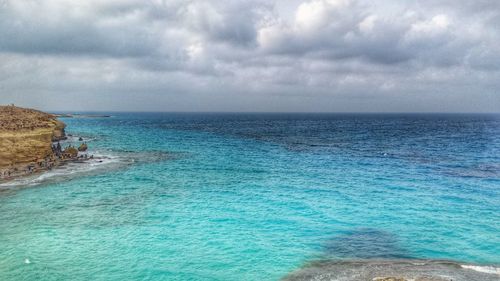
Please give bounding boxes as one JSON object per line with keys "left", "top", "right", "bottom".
{"left": 0, "top": 113, "right": 499, "bottom": 280}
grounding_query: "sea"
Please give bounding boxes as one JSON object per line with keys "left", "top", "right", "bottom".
{"left": 0, "top": 113, "right": 499, "bottom": 280}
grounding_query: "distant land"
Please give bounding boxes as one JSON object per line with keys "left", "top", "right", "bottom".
{"left": 54, "top": 113, "right": 112, "bottom": 118}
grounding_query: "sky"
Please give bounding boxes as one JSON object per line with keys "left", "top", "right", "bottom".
{"left": 0, "top": 0, "right": 499, "bottom": 112}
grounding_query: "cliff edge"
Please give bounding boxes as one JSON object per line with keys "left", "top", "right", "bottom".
{"left": 0, "top": 105, "right": 66, "bottom": 168}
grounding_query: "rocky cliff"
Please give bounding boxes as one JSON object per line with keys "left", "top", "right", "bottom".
{"left": 0, "top": 105, "right": 66, "bottom": 168}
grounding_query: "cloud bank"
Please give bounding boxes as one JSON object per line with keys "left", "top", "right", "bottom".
{"left": 0, "top": 0, "right": 499, "bottom": 112}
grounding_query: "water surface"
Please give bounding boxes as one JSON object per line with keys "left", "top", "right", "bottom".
{"left": 1, "top": 113, "right": 499, "bottom": 280}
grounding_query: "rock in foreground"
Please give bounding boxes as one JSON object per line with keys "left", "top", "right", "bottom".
{"left": 283, "top": 260, "right": 499, "bottom": 281}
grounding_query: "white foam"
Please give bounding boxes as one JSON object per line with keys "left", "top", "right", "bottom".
{"left": 0, "top": 148, "right": 171, "bottom": 190}
{"left": 0, "top": 150, "right": 131, "bottom": 189}
{"left": 461, "top": 264, "right": 500, "bottom": 275}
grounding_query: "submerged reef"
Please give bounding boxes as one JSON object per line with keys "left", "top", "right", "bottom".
{"left": 283, "top": 228, "right": 500, "bottom": 280}
{"left": 324, "top": 228, "right": 410, "bottom": 259}
{"left": 283, "top": 259, "right": 500, "bottom": 281}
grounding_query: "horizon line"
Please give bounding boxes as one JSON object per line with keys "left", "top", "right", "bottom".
{"left": 47, "top": 110, "right": 500, "bottom": 115}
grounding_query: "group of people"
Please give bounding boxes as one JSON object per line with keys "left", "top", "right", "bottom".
{"left": 52, "top": 142, "right": 63, "bottom": 157}
{"left": 1, "top": 169, "right": 12, "bottom": 178}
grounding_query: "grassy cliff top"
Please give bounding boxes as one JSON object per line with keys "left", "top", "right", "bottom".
{"left": 0, "top": 105, "right": 57, "bottom": 131}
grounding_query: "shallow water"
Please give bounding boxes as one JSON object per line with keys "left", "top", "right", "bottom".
{"left": 0, "top": 113, "right": 499, "bottom": 280}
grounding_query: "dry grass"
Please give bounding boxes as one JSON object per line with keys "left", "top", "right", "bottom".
{"left": 0, "top": 105, "right": 56, "bottom": 131}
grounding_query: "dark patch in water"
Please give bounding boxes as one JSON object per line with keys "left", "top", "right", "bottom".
{"left": 117, "top": 150, "right": 187, "bottom": 164}
{"left": 442, "top": 163, "right": 500, "bottom": 179}
{"left": 287, "top": 228, "right": 500, "bottom": 280}
{"left": 324, "top": 228, "right": 411, "bottom": 259}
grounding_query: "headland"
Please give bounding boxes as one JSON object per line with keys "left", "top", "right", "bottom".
{"left": 0, "top": 105, "right": 90, "bottom": 181}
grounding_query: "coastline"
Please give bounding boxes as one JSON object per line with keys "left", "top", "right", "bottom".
{"left": 0, "top": 105, "right": 92, "bottom": 184}
{"left": 0, "top": 154, "right": 92, "bottom": 183}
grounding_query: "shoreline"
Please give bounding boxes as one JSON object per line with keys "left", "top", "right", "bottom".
{"left": 0, "top": 153, "right": 93, "bottom": 184}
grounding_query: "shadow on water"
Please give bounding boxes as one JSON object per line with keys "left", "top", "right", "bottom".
{"left": 324, "top": 228, "right": 412, "bottom": 259}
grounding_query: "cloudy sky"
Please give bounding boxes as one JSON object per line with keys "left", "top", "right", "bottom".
{"left": 0, "top": 0, "right": 499, "bottom": 112}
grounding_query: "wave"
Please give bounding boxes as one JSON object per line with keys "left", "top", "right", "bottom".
{"left": 0, "top": 149, "right": 177, "bottom": 190}
{"left": 0, "top": 152, "right": 129, "bottom": 190}
{"left": 461, "top": 264, "right": 500, "bottom": 275}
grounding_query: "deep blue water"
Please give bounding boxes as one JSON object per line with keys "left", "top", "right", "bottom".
{"left": 0, "top": 113, "right": 499, "bottom": 280}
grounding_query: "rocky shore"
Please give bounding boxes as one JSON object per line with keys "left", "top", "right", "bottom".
{"left": 283, "top": 259, "right": 500, "bottom": 281}
{"left": 0, "top": 105, "right": 90, "bottom": 182}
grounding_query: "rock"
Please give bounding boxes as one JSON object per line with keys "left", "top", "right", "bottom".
{"left": 51, "top": 119, "right": 67, "bottom": 141}
{"left": 63, "top": 147, "right": 78, "bottom": 158}
{"left": 283, "top": 260, "right": 498, "bottom": 281}
{"left": 78, "top": 143, "right": 88, "bottom": 152}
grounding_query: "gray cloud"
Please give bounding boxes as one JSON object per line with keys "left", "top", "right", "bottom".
{"left": 0, "top": 0, "right": 498, "bottom": 112}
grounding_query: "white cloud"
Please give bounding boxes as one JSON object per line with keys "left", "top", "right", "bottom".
{"left": 406, "top": 14, "right": 451, "bottom": 40}
{"left": 358, "top": 15, "right": 377, "bottom": 33}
